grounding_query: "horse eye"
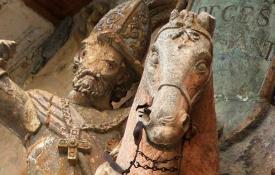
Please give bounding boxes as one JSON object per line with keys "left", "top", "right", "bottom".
{"left": 151, "top": 52, "right": 159, "bottom": 65}
{"left": 81, "top": 50, "right": 87, "bottom": 57}
{"left": 195, "top": 62, "right": 207, "bottom": 73}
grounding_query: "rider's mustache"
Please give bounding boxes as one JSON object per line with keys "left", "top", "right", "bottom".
{"left": 72, "top": 66, "right": 107, "bottom": 96}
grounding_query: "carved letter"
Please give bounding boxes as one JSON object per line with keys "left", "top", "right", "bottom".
{"left": 222, "top": 5, "right": 237, "bottom": 22}
{"left": 263, "top": 0, "right": 275, "bottom": 4}
{"left": 239, "top": 6, "right": 254, "bottom": 24}
{"left": 257, "top": 8, "right": 270, "bottom": 27}
{"left": 252, "top": 37, "right": 274, "bottom": 60}
{"left": 198, "top": 6, "right": 208, "bottom": 14}
{"left": 209, "top": 5, "right": 220, "bottom": 16}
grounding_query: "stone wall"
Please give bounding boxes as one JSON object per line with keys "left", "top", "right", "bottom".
{"left": 0, "top": 0, "right": 54, "bottom": 85}
{"left": 0, "top": 0, "right": 53, "bottom": 174}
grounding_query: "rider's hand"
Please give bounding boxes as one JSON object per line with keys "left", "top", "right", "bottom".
{"left": 0, "top": 40, "right": 16, "bottom": 70}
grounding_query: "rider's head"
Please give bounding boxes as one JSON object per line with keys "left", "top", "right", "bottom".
{"left": 69, "top": 0, "right": 150, "bottom": 110}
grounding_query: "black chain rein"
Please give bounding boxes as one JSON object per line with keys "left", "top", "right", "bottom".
{"left": 104, "top": 104, "right": 184, "bottom": 174}
{"left": 104, "top": 121, "right": 144, "bottom": 174}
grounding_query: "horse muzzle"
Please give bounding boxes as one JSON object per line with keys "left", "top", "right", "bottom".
{"left": 141, "top": 109, "right": 191, "bottom": 147}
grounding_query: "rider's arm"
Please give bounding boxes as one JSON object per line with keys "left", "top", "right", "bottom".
{"left": 0, "top": 40, "right": 41, "bottom": 140}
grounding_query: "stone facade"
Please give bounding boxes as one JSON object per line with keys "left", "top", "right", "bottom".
{"left": 0, "top": 0, "right": 54, "bottom": 85}
{"left": 0, "top": 1, "right": 53, "bottom": 174}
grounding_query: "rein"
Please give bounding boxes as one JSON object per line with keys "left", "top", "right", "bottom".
{"left": 104, "top": 70, "right": 213, "bottom": 174}
{"left": 104, "top": 121, "right": 144, "bottom": 174}
{"left": 104, "top": 120, "right": 183, "bottom": 174}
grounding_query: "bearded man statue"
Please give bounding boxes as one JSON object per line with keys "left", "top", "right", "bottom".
{"left": 0, "top": 0, "right": 150, "bottom": 174}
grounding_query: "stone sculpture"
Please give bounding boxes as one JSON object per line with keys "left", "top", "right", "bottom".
{"left": 0, "top": 0, "right": 151, "bottom": 174}
{"left": 96, "top": 9, "right": 218, "bottom": 175}
{"left": 0, "top": 0, "right": 223, "bottom": 174}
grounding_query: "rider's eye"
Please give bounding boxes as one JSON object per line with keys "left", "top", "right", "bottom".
{"left": 81, "top": 50, "right": 87, "bottom": 57}
{"left": 195, "top": 62, "right": 207, "bottom": 73}
{"left": 106, "top": 61, "right": 114, "bottom": 69}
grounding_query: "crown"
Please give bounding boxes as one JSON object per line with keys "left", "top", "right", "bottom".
{"left": 93, "top": 0, "right": 150, "bottom": 75}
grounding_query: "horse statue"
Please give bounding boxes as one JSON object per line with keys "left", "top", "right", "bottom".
{"left": 96, "top": 8, "right": 218, "bottom": 175}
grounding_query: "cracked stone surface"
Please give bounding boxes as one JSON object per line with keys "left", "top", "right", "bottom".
{"left": 220, "top": 106, "right": 275, "bottom": 175}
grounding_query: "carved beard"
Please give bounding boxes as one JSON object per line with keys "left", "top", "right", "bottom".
{"left": 72, "top": 55, "right": 138, "bottom": 103}
{"left": 72, "top": 65, "right": 108, "bottom": 97}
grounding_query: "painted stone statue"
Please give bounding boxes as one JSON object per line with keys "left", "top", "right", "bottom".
{"left": 0, "top": 0, "right": 150, "bottom": 174}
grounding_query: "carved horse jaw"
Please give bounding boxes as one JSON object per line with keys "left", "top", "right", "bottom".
{"left": 140, "top": 10, "right": 215, "bottom": 148}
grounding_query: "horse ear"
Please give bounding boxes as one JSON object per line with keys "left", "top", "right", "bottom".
{"left": 197, "top": 12, "right": 216, "bottom": 37}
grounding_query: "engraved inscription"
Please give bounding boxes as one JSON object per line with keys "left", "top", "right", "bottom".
{"left": 196, "top": 2, "right": 274, "bottom": 61}
{"left": 251, "top": 37, "right": 274, "bottom": 61}
{"left": 198, "top": 4, "right": 271, "bottom": 27}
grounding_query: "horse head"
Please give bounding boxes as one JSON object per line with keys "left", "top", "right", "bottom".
{"left": 140, "top": 10, "right": 216, "bottom": 147}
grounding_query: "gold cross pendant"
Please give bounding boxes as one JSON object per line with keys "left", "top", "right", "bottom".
{"left": 58, "top": 128, "right": 91, "bottom": 165}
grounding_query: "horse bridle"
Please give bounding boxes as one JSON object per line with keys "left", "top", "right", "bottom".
{"left": 104, "top": 70, "right": 212, "bottom": 175}
{"left": 158, "top": 69, "right": 212, "bottom": 112}
{"left": 155, "top": 19, "right": 213, "bottom": 112}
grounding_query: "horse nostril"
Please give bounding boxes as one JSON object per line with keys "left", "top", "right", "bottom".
{"left": 136, "top": 103, "right": 152, "bottom": 126}
{"left": 144, "top": 108, "right": 151, "bottom": 115}
{"left": 182, "top": 114, "right": 190, "bottom": 127}
{"left": 139, "top": 113, "right": 151, "bottom": 126}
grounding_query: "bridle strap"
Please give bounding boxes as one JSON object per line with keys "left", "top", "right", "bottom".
{"left": 158, "top": 71, "right": 212, "bottom": 112}
{"left": 158, "top": 84, "right": 191, "bottom": 110}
